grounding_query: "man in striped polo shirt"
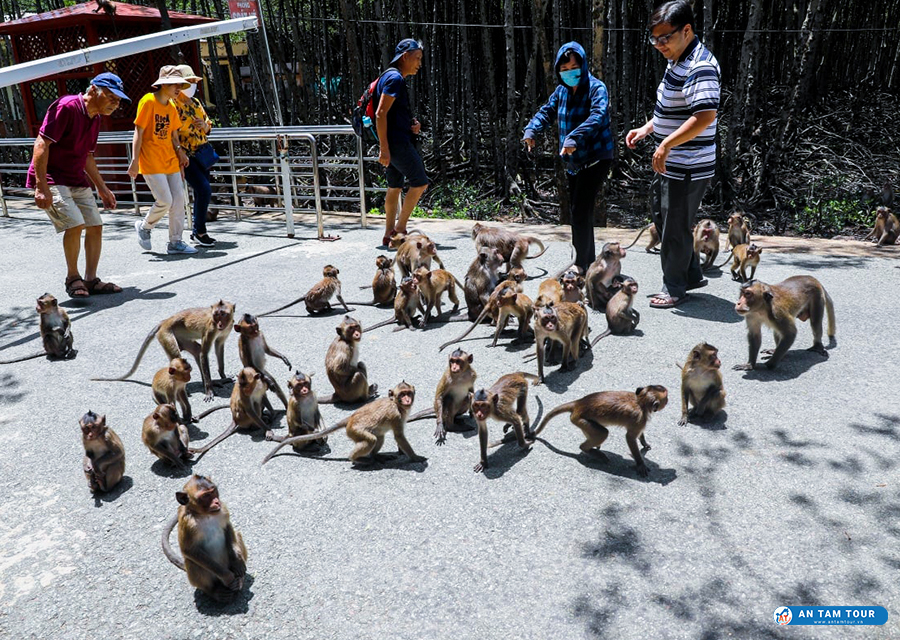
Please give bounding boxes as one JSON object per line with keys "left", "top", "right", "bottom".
{"left": 626, "top": 0, "right": 720, "bottom": 308}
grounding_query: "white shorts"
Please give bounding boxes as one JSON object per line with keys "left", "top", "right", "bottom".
{"left": 40, "top": 185, "right": 102, "bottom": 233}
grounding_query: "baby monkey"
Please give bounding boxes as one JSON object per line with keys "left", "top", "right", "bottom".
{"left": 414, "top": 266, "right": 462, "bottom": 323}
{"left": 259, "top": 265, "right": 351, "bottom": 316}
{"left": 152, "top": 357, "right": 194, "bottom": 423}
{"left": 0, "top": 293, "right": 75, "bottom": 364}
{"left": 693, "top": 219, "right": 720, "bottom": 270}
{"left": 726, "top": 212, "right": 751, "bottom": 250}
{"left": 532, "top": 386, "right": 668, "bottom": 477}
{"left": 162, "top": 475, "right": 248, "bottom": 603}
{"left": 730, "top": 243, "right": 762, "bottom": 282}
{"left": 623, "top": 222, "right": 660, "bottom": 253}
{"left": 678, "top": 343, "right": 726, "bottom": 426}
{"left": 265, "top": 371, "right": 327, "bottom": 452}
{"left": 591, "top": 277, "right": 640, "bottom": 346}
{"left": 142, "top": 403, "right": 192, "bottom": 467}
{"left": 81, "top": 411, "right": 125, "bottom": 493}
{"left": 471, "top": 372, "right": 538, "bottom": 473}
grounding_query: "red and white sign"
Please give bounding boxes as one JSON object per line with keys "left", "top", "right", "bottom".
{"left": 228, "top": 0, "right": 261, "bottom": 20}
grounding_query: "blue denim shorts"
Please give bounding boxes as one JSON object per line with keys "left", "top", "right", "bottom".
{"left": 385, "top": 139, "right": 428, "bottom": 189}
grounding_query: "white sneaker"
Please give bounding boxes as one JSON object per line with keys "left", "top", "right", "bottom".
{"left": 167, "top": 240, "right": 199, "bottom": 255}
{"left": 135, "top": 220, "right": 151, "bottom": 250}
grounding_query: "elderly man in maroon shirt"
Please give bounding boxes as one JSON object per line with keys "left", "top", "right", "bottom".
{"left": 26, "top": 73, "right": 130, "bottom": 297}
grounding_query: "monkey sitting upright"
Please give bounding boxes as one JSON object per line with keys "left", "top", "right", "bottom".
{"left": 265, "top": 371, "right": 327, "bottom": 452}
{"left": 319, "top": 316, "right": 377, "bottom": 404}
{"left": 258, "top": 265, "right": 351, "bottom": 316}
{"left": 0, "top": 293, "right": 75, "bottom": 364}
{"left": 693, "top": 219, "right": 720, "bottom": 270}
{"left": 234, "top": 313, "right": 291, "bottom": 408}
{"left": 678, "top": 343, "right": 726, "bottom": 426}
{"left": 162, "top": 475, "right": 248, "bottom": 602}
{"left": 142, "top": 403, "right": 192, "bottom": 467}
{"left": 733, "top": 276, "right": 836, "bottom": 371}
{"left": 863, "top": 206, "right": 899, "bottom": 246}
{"left": 152, "top": 357, "right": 194, "bottom": 423}
{"left": 81, "top": 411, "right": 125, "bottom": 493}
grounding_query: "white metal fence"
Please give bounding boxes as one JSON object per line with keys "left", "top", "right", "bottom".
{"left": 0, "top": 125, "right": 381, "bottom": 238}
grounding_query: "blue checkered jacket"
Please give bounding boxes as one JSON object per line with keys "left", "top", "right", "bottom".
{"left": 523, "top": 41, "right": 615, "bottom": 174}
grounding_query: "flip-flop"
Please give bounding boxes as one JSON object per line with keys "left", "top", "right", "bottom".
{"left": 649, "top": 294, "right": 689, "bottom": 309}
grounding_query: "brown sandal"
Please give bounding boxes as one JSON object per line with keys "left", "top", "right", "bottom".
{"left": 65, "top": 276, "right": 90, "bottom": 298}
{"left": 85, "top": 277, "right": 122, "bottom": 295}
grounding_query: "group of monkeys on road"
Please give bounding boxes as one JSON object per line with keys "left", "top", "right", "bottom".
{"left": 2, "top": 211, "right": 851, "bottom": 603}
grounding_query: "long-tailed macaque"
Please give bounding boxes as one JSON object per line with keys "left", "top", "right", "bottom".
{"left": 414, "top": 266, "right": 462, "bottom": 323}
{"left": 470, "top": 372, "right": 538, "bottom": 473}
{"left": 471, "top": 222, "right": 548, "bottom": 271}
{"left": 623, "top": 222, "right": 660, "bottom": 253}
{"left": 863, "top": 206, "right": 899, "bottom": 246}
{"left": 730, "top": 243, "right": 762, "bottom": 282}
{"left": 733, "top": 276, "right": 836, "bottom": 371}
{"left": 265, "top": 371, "right": 327, "bottom": 452}
{"left": 162, "top": 475, "right": 248, "bottom": 602}
{"left": 262, "top": 381, "right": 425, "bottom": 466}
{"left": 81, "top": 411, "right": 125, "bottom": 493}
{"left": 678, "top": 343, "right": 726, "bottom": 426}
{"left": 726, "top": 213, "right": 751, "bottom": 250}
{"left": 0, "top": 293, "right": 76, "bottom": 364}
{"left": 693, "top": 219, "right": 720, "bottom": 270}
{"left": 533, "top": 301, "right": 588, "bottom": 383}
{"left": 585, "top": 242, "right": 627, "bottom": 311}
{"left": 590, "top": 277, "right": 640, "bottom": 346}
{"left": 532, "top": 386, "right": 668, "bottom": 477}
{"left": 142, "top": 403, "right": 192, "bottom": 467}
{"left": 152, "top": 357, "right": 194, "bottom": 423}
{"left": 319, "top": 316, "right": 377, "bottom": 404}
{"left": 92, "top": 300, "right": 235, "bottom": 400}
{"left": 258, "top": 265, "right": 351, "bottom": 316}
{"left": 463, "top": 248, "right": 505, "bottom": 321}
{"left": 234, "top": 313, "right": 291, "bottom": 408}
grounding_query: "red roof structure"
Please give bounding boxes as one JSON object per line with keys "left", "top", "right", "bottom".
{"left": 0, "top": 1, "right": 215, "bottom": 135}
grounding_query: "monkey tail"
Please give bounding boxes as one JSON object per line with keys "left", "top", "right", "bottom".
{"left": 406, "top": 408, "right": 436, "bottom": 423}
{"left": 525, "top": 237, "right": 548, "bottom": 259}
{"left": 623, "top": 223, "right": 653, "bottom": 250}
{"left": 362, "top": 316, "right": 399, "bottom": 333}
{"left": 258, "top": 296, "right": 307, "bottom": 318}
{"left": 438, "top": 301, "right": 493, "bottom": 351}
{"left": 195, "top": 404, "right": 230, "bottom": 421}
{"left": 261, "top": 419, "right": 349, "bottom": 465}
{"left": 518, "top": 372, "right": 540, "bottom": 385}
{"left": 91, "top": 322, "right": 161, "bottom": 381}
{"left": 824, "top": 290, "right": 836, "bottom": 337}
{"left": 589, "top": 329, "right": 612, "bottom": 347}
{"left": 451, "top": 274, "right": 465, "bottom": 290}
{"left": 712, "top": 248, "right": 735, "bottom": 270}
{"left": 161, "top": 513, "right": 185, "bottom": 571}
{"left": 0, "top": 351, "right": 46, "bottom": 365}
{"left": 532, "top": 401, "right": 577, "bottom": 437}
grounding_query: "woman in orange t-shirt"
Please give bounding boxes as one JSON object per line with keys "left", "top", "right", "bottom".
{"left": 127, "top": 65, "right": 196, "bottom": 255}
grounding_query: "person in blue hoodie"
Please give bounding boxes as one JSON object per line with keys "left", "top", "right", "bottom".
{"left": 523, "top": 42, "right": 615, "bottom": 273}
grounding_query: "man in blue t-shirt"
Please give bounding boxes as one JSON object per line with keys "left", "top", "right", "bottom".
{"left": 375, "top": 38, "right": 427, "bottom": 247}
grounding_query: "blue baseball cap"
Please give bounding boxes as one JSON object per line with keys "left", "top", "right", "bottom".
{"left": 90, "top": 72, "right": 131, "bottom": 102}
{"left": 390, "top": 38, "right": 422, "bottom": 64}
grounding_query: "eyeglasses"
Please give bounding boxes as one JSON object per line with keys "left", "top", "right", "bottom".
{"left": 648, "top": 27, "right": 682, "bottom": 47}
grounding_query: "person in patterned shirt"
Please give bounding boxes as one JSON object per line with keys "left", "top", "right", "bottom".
{"left": 173, "top": 64, "right": 217, "bottom": 247}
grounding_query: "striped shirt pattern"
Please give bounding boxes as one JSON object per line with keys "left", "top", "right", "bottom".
{"left": 652, "top": 38, "right": 720, "bottom": 181}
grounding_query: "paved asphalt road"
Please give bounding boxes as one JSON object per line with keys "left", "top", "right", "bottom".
{"left": 0, "top": 206, "right": 898, "bottom": 639}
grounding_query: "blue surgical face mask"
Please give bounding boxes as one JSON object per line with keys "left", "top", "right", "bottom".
{"left": 560, "top": 68, "right": 581, "bottom": 87}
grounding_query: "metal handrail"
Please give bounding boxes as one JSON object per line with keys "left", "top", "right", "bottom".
{"left": 0, "top": 125, "right": 373, "bottom": 236}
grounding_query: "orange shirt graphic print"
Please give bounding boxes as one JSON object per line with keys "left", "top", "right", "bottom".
{"left": 134, "top": 92, "right": 182, "bottom": 175}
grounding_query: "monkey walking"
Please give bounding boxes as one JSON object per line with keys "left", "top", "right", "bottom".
{"left": 92, "top": 301, "right": 235, "bottom": 401}
{"left": 733, "top": 276, "right": 836, "bottom": 371}
{"left": 0, "top": 293, "right": 76, "bottom": 364}
{"left": 264, "top": 371, "right": 328, "bottom": 452}
{"left": 439, "top": 272, "right": 527, "bottom": 351}
{"left": 678, "top": 343, "right": 726, "bottom": 426}
{"left": 262, "top": 381, "right": 426, "bottom": 467}
{"left": 729, "top": 243, "right": 762, "bottom": 282}
{"left": 590, "top": 278, "right": 640, "bottom": 346}
{"left": 414, "top": 266, "right": 463, "bottom": 323}
{"left": 533, "top": 301, "right": 588, "bottom": 383}
{"left": 81, "top": 411, "right": 125, "bottom": 493}
{"left": 234, "top": 313, "right": 291, "bottom": 408}
{"left": 142, "top": 404, "right": 193, "bottom": 467}
{"left": 490, "top": 287, "right": 534, "bottom": 347}
{"left": 531, "top": 386, "right": 668, "bottom": 477}
{"left": 395, "top": 234, "right": 445, "bottom": 277}
{"left": 318, "top": 316, "right": 377, "bottom": 404}
{"left": 258, "top": 265, "right": 351, "bottom": 317}
{"left": 162, "top": 475, "right": 248, "bottom": 603}
{"left": 362, "top": 275, "right": 423, "bottom": 332}
{"left": 189, "top": 367, "right": 273, "bottom": 462}
{"left": 470, "top": 372, "right": 539, "bottom": 473}
{"left": 463, "top": 249, "right": 505, "bottom": 321}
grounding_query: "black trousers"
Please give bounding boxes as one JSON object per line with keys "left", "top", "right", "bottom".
{"left": 567, "top": 159, "right": 613, "bottom": 272}
{"left": 650, "top": 172, "right": 710, "bottom": 298}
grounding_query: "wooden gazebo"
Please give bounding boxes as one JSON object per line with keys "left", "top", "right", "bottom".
{"left": 0, "top": 1, "right": 215, "bottom": 136}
